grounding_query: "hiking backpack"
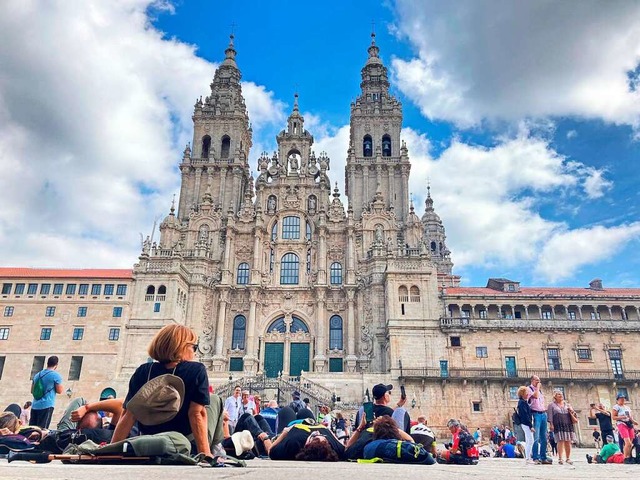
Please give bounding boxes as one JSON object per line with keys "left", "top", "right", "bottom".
{"left": 458, "top": 430, "right": 479, "bottom": 458}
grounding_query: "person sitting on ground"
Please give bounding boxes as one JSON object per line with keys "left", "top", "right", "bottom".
{"left": 334, "top": 411, "right": 349, "bottom": 443}
{"left": 0, "top": 412, "right": 37, "bottom": 452}
{"left": 221, "top": 409, "right": 273, "bottom": 457}
{"left": 586, "top": 434, "right": 625, "bottom": 464}
{"left": 260, "top": 400, "right": 279, "bottom": 434}
{"left": 410, "top": 416, "right": 437, "bottom": 455}
{"left": 268, "top": 418, "right": 345, "bottom": 461}
{"left": 111, "top": 324, "right": 221, "bottom": 457}
{"left": 437, "top": 419, "right": 479, "bottom": 465}
{"left": 354, "top": 384, "right": 410, "bottom": 432}
{"left": 345, "top": 406, "right": 414, "bottom": 459}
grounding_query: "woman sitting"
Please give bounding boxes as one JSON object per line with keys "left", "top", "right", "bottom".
{"left": 111, "top": 324, "right": 220, "bottom": 457}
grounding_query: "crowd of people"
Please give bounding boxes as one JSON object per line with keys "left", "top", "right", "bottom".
{"left": 1, "top": 325, "right": 638, "bottom": 468}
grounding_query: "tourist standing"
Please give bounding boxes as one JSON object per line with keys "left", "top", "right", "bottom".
{"left": 589, "top": 403, "right": 614, "bottom": 446}
{"left": 547, "top": 390, "right": 577, "bottom": 464}
{"left": 612, "top": 393, "right": 637, "bottom": 464}
{"left": 528, "top": 375, "right": 552, "bottom": 464}
{"left": 517, "top": 386, "right": 535, "bottom": 464}
{"left": 29, "top": 356, "right": 64, "bottom": 428}
{"left": 224, "top": 385, "right": 242, "bottom": 432}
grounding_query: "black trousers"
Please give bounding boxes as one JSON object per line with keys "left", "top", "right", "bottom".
{"left": 30, "top": 407, "right": 54, "bottom": 429}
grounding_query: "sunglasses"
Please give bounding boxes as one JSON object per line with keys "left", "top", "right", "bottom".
{"left": 190, "top": 343, "right": 199, "bottom": 352}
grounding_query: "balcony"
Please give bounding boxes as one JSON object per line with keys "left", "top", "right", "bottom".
{"left": 398, "top": 366, "right": 640, "bottom": 382}
{"left": 440, "top": 316, "right": 640, "bottom": 332}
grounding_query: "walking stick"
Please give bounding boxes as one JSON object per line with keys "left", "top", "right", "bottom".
{"left": 7, "top": 451, "right": 151, "bottom": 464}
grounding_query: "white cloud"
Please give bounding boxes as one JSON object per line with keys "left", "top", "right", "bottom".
{"left": 535, "top": 223, "right": 640, "bottom": 282}
{"left": 392, "top": 1, "right": 640, "bottom": 128}
{"left": 566, "top": 130, "right": 578, "bottom": 139}
{"left": 0, "top": 0, "right": 284, "bottom": 267}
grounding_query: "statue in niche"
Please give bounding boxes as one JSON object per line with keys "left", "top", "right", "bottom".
{"left": 267, "top": 195, "right": 277, "bottom": 213}
{"left": 374, "top": 224, "right": 384, "bottom": 243}
{"left": 308, "top": 195, "right": 317, "bottom": 213}
{"left": 289, "top": 153, "right": 299, "bottom": 172}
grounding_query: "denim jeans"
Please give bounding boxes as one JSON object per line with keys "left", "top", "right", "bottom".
{"left": 532, "top": 412, "right": 548, "bottom": 460}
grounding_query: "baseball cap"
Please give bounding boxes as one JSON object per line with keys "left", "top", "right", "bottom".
{"left": 372, "top": 384, "right": 393, "bottom": 400}
{"left": 616, "top": 393, "right": 626, "bottom": 400}
{"left": 606, "top": 435, "right": 614, "bottom": 443}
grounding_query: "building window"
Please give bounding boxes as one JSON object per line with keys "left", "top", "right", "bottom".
{"left": 280, "top": 253, "right": 299, "bottom": 285}
{"left": 201, "top": 135, "right": 211, "bottom": 157}
{"left": 108, "top": 328, "right": 120, "bottom": 341}
{"left": 290, "top": 317, "right": 309, "bottom": 333}
{"left": 154, "top": 302, "right": 161, "bottom": 313}
{"left": 15, "top": 283, "right": 25, "bottom": 295}
{"left": 1, "top": 283, "right": 11, "bottom": 295}
{"left": 568, "top": 311, "right": 576, "bottom": 320}
{"left": 53, "top": 283, "right": 63, "bottom": 295}
{"left": 398, "top": 286, "right": 408, "bottom": 302}
{"left": 508, "top": 284, "right": 515, "bottom": 292}
{"left": 236, "top": 263, "right": 250, "bottom": 285}
{"left": 116, "top": 284, "right": 127, "bottom": 296}
{"left": 30, "top": 356, "right": 45, "bottom": 379}
{"left": 450, "top": 336, "right": 461, "bottom": 347}
{"left": 77, "top": 307, "right": 87, "bottom": 317}
{"left": 476, "top": 346, "right": 488, "bottom": 358}
{"left": 271, "top": 222, "right": 278, "bottom": 241}
{"left": 269, "top": 249, "right": 274, "bottom": 273}
{"left": 329, "top": 315, "right": 343, "bottom": 350}
{"left": 231, "top": 315, "right": 246, "bottom": 350}
{"left": 472, "top": 401, "right": 482, "bottom": 412}
{"left": 547, "top": 348, "right": 562, "bottom": 370}
{"left": 267, "top": 318, "right": 286, "bottom": 334}
{"left": 104, "top": 284, "right": 114, "bottom": 295}
{"left": 91, "top": 284, "right": 102, "bottom": 295}
{"left": 229, "top": 357, "right": 244, "bottom": 372}
{"left": 617, "top": 387, "right": 629, "bottom": 400}
{"left": 158, "top": 285, "right": 166, "bottom": 295}
{"left": 577, "top": 348, "right": 592, "bottom": 360}
{"left": 306, "top": 221, "right": 312, "bottom": 240}
{"left": 72, "top": 327, "right": 84, "bottom": 341}
{"left": 220, "top": 135, "right": 230, "bottom": 159}
{"left": 330, "top": 262, "right": 343, "bottom": 285}
{"left": 609, "top": 348, "right": 624, "bottom": 379}
{"left": 410, "top": 286, "right": 420, "bottom": 302}
{"left": 306, "top": 249, "right": 311, "bottom": 274}
{"left": 69, "top": 356, "right": 83, "bottom": 381}
{"left": 66, "top": 284, "right": 76, "bottom": 295}
{"left": 45, "top": 306, "right": 56, "bottom": 317}
{"left": 542, "top": 310, "right": 552, "bottom": 319}
{"left": 78, "top": 284, "right": 89, "bottom": 295}
{"left": 0, "top": 356, "right": 5, "bottom": 380}
{"left": 113, "top": 307, "right": 123, "bottom": 317}
{"left": 0, "top": 327, "right": 9, "bottom": 340}
{"left": 509, "top": 386, "right": 519, "bottom": 400}
{"left": 329, "top": 358, "right": 344, "bottom": 373}
{"left": 282, "top": 216, "right": 300, "bottom": 239}
{"left": 479, "top": 310, "right": 487, "bottom": 319}
{"left": 40, "top": 284, "right": 51, "bottom": 295}
{"left": 590, "top": 311, "right": 601, "bottom": 319}
{"left": 27, "top": 283, "right": 37, "bottom": 295}
{"left": 363, "top": 135, "right": 373, "bottom": 157}
{"left": 146, "top": 285, "right": 155, "bottom": 295}
{"left": 4, "top": 306, "right": 14, "bottom": 317}
{"left": 40, "top": 328, "right": 52, "bottom": 340}
{"left": 382, "top": 134, "right": 391, "bottom": 157}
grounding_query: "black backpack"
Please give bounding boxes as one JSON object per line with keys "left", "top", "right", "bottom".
{"left": 512, "top": 407, "right": 521, "bottom": 426}
{"left": 458, "top": 429, "right": 477, "bottom": 455}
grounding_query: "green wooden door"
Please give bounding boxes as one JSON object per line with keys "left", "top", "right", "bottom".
{"left": 289, "top": 342, "right": 310, "bottom": 377}
{"left": 264, "top": 343, "right": 284, "bottom": 378}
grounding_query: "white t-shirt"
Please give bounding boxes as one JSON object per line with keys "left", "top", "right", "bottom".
{"left": 613, "top": 404, "right": 632, "bottom": 425}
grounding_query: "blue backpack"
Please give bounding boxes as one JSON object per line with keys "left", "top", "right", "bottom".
{"left": 363, "top": 439, "right": 435, "bottom": 464}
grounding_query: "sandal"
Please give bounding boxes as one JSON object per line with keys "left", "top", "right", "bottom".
{"left": 558, "top": 459, "right": 563, "bottom": 464}
{"left": 566, "top": 459, "right": 573, "bottom": 465}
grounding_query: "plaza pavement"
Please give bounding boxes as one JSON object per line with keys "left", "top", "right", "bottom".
{"left": 0, "top": 448, "right": 636, "bottom": 479}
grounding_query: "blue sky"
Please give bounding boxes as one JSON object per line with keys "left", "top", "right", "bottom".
{"left": 0, "top": 0, "right": 639, "bottom": 288}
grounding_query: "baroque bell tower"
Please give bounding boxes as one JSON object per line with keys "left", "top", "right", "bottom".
{"left": 345, "top": 33, "right": 410, "bottom": 223}
{"left": 177, "top": 35, "right": 253, "bottom": 220}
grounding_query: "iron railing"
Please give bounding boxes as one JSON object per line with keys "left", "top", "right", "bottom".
{"left": 440, "top": 317, "right": 640, "bottom": 332}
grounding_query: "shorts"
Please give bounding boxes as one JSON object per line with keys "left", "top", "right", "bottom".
{"left": 606, "top": 452, "right": 625, "bottom": 463}
{"left": 617, "top": 423, "right": 635, "bottom": 439}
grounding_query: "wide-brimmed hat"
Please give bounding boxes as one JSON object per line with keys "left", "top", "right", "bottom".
{"left": 231, "top": 430, "right": 254, "bottom": 456}
{"left": 127, "top": 374, "right": 185, "bottom": 425}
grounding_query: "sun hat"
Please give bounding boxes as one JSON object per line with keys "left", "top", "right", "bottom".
{"left": 127, "top": 373, "right": 185, "bottom": 425}
{"left": 231, "top": 430, "right": 255, "bottom": 456}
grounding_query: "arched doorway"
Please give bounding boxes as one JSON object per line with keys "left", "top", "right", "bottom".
{"left": 262, "top": 316, "right": 311, "bottom": 378}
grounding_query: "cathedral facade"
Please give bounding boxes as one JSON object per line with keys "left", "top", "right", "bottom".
{"left": 1, "top": 36, "right": 640, "bottom": 438}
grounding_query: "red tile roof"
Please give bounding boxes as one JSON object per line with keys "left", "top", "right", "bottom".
{"left": 0, "top": 268, "right": 133, "bottom": 280}
{"left": 445, "top": 287, "right": 640, "bottom": 298}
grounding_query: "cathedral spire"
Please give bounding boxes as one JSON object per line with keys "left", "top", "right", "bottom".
{"left": 222, "top": 34, "right": 238, "bottom": 67}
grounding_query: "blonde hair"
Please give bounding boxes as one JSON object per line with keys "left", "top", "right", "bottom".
{"left": 0, "top": 412, "right": 19, "bottom": 433}
{"left": 517, "top": 386, "right": 529, "bottom": 399}
{"left": 148, "top": 324, "right": 197, "bottom": 363}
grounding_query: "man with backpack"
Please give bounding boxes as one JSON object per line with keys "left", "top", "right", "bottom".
{"left": 436, "top": 419, "right": 479, "bottom": 465}
{"left": 30, "top": 356, "right": 64, "bottom": 428}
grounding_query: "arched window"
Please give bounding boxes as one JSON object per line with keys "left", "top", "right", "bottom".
{"left": 329, "top": 315, "right": 343, "bottom": 350}
{"left": 282, "top": 216, "right": 300, "bottom": 239}
{"left": 231, "top": 315, "right": 246, "bottom": 349}
{"left": 237, "top": 262, "right": 250, "bottom": 285}
{"left": 430, "top": 241, "right": 436, "bottom": 252}
{"left": 280, "top": 253, "right": 299, "bottom": 284}
{"left": 291, "top": 316, "right": 309, "bottom": 333}
{"left": 330, "top": 262, "right": 343, "bottom": 285}
{"left": 201, "top": 135, "right": 211, "bottom": 158}
{"left": 146, "top": 285, "right": 156, "bottom": 295}
{"left": 221, "top": 135, "right": 231, "bottom": 159}
{"left": 158, "top": 285, "right": 167, "bottom": 295}
{"left": 410, "top": 286, "right": 420, "bottom": 302}
{"left": 382, "top": 135, "right": 391, "bottom": 157}
{"left": 271, "top": 222, "right": 278, "bottom": 241}
{"left": 267, "top": 318, "right": 286, "bottom": 333}
{"left": 363, "top": 135, "right": 373, "bottom": 157}
{"left": 198, "top": 224, "right": 210, "bottom": 243}
{"left": 398, "top": 285, "right": 408, "bottom": 302}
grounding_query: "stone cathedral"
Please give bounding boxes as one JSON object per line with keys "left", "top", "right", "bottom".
{"left": 2, "top": 34, "right": 639, "bottom": 434}
{"left": 125, "top": 33, "right": 458, "bottom": 379}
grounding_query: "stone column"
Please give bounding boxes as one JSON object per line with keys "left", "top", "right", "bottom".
{"left": 578, "top": 305, "right": 583, "bottom": 320}
{"left": 346, "top": 227, "right": 355, "bottom": 285}
{"left": 244, "top": 289, "right": 259, "bottom": 373}
{"left": 313, "top": 289, "right": 327, "bottom": 372}
{"left": 251, "top": 228, "right": 262, "bottom": 283}
{"left": 212, "top": 289, "right": 229, "bottom": 371}
{"left": 346, "top": 289, "right": 357, "bottom": 372}
{"left": 607, "top": 305, "right": 613, "bottom": 319}
{"left": 193, "top": 168, "right": 203, "bottom": 208}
